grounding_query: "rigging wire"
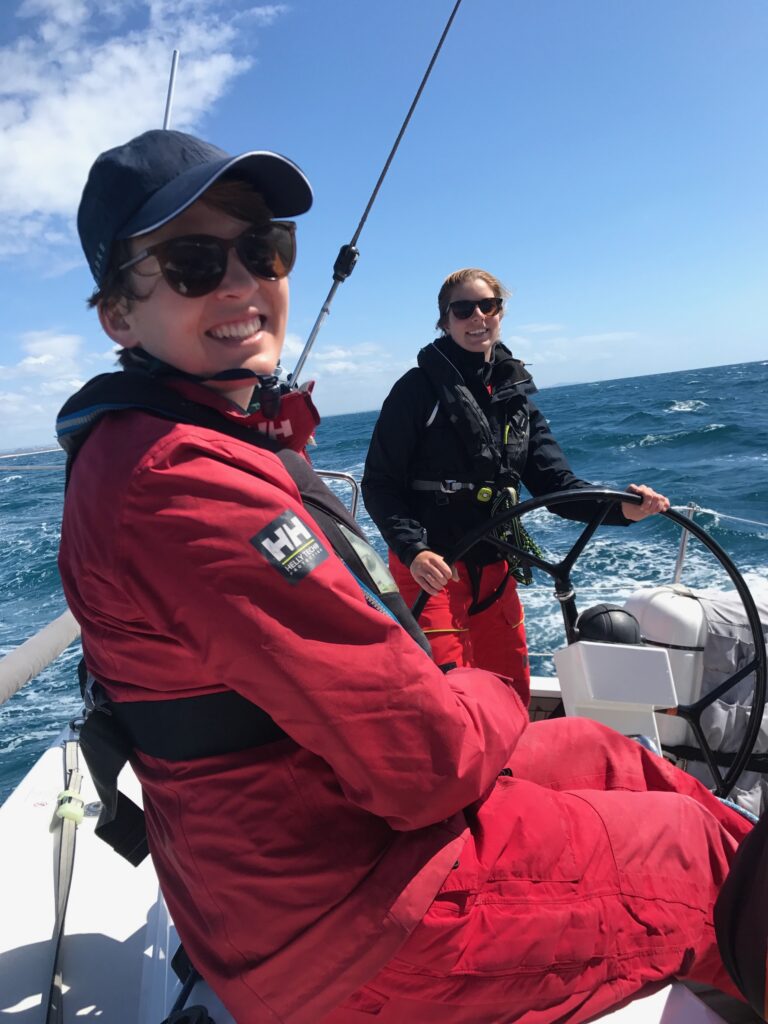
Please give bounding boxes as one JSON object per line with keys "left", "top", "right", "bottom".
{"left": 670, "top": 505, "right": 768, "bottom": 530}
{"left": 289, "top": 0, "right": 465, "bottom": 387}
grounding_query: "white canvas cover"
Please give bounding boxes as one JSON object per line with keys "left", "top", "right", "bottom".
{"left": 686, "top": 588, "right": 768, "bottom": 815}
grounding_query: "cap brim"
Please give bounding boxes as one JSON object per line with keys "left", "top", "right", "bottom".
{"left": 118, "top": 151, "right": 313, "bottom": 239}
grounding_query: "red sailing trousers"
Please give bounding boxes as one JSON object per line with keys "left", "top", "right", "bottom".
{"left": 326, "top": 717, "right": 752, "bottom": 1024}
{"left": 389, "top": 555, "right": 531, "bottom": 705}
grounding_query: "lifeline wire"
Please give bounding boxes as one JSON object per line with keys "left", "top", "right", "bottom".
{"left": 290, "top": 0, "right": 465, "bottom": 387}
{"left": 670, "top": 505, "right": 768, "bottom": 531}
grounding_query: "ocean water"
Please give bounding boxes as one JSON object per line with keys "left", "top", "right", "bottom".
{"left": 1, "top": 359, "right": 767, "bottom": 804}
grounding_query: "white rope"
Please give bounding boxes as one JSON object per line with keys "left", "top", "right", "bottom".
{"left": 0, "top": 610, "right": 80, "bottom": 707}
{"left": 670, "top": 504, "right": 768, "bottom": 530}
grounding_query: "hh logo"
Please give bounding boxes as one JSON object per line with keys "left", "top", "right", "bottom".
{"left": 251, "top": 510, "right": 328, "bottom": 584}
{"left": 256, "top": 419, "right": 294, "bottom": 440}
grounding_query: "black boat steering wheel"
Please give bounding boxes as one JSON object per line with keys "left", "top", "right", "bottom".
{"left": 411, "top": 488, "right": 766, "bottom": 799}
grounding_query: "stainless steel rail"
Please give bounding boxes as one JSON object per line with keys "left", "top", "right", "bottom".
{"left": 315, "top": 470, "right": 361, "bottom": 518}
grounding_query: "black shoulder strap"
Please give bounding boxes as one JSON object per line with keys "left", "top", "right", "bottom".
{"left": 60, "top": 372, "right": 430, "bottom": 652}
{"left": 417, "top": 344, "right": 500, "bottom": 474}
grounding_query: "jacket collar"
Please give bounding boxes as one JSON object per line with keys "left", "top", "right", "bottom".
{"left": 425, "top": 336, "right": 533, "bottom": 395}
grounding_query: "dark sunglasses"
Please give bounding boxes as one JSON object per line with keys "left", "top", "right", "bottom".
{"left": 118, "top": 221, "right": 297, "bottom": 298}
{"left": 448, "top": 296, "right": 503, "bottom": 320}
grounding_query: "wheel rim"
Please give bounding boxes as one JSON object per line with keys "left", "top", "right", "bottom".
{"left": 411, "top": 488, "right": 766, "bottom": 798}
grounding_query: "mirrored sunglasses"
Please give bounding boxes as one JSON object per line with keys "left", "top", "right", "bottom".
{"left": 118, "top": 221, "right": 297, "bottom": 298}
{"left": 448, "top": 296, "right": 503, "bottom": 320}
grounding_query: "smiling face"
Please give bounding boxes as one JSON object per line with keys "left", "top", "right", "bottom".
{"left": 99, "top": 197, "right": 289, "bottom": 408}
{"left": 444, "top": 276, "right": 502, "bottom": 360}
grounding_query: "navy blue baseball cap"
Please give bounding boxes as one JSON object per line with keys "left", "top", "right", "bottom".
{"left": 78, "top": 129, "right": 313, "bottom": 285}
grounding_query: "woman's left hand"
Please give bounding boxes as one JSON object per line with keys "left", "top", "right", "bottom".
{"left": 621, "top": 483, "right": 670, "bottom": 521}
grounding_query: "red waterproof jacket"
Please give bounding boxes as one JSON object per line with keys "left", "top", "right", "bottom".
{"left": 58, "top": 380, "right": 528, "bottom": 1023}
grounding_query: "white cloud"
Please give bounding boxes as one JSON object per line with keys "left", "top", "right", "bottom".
{"left": 514, "top": 323, "right": 566, "bottom": 334}
{"left": 0, "top": 330, "right": 90, "bottom": 448}
{"left": 0, "top": 1, "right": 288, "bottom": 257}
{"left": 0, "top": 391, "right": 29, "bottom": 415}
{"left": 573, "top": 332, "right": 639, "bottom": 344}
{"left": 281, "top": 332, "right": 305, "bottom": 359}
{"left": 17, "top": 0, "right": 90, "bottom": 29}
{"left": 505, "top": 334, "right": 535, "bottom": 349}
{"left": 0, "top": 330, "right": 84, "bottom": 381}
{"left": 314, "top": 343, "right": 381, "bottom": 362}
{"left": 94, "top": 347, "right": 121, "bottom": 362}
{"left": 292, "top": 340, "right": 412, "bottom": 416}
{"left": 229, "top": 3, "right": 287, "bottom": 27}
{"left": 505, "top": 325, "right": 646, "bottom": 388}
{"left": 317, "top": 360, "right": 357, "bottom": 375}
{"left": 304, "top": 341, "right": 394, "bottom": 379}
{"left": 507, "top": 327, "right": 639, "bottom": 356}
{"left": 38, "top": 376, "right": 86, "bottom": 395}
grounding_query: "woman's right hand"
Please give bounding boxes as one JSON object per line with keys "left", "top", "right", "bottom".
{"left": 410, "top": 550, "right": 458, "bottom": 596}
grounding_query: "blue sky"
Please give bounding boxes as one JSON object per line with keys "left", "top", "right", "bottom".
{"left": 0, "top": 0, "right": 766, "bottom": 449}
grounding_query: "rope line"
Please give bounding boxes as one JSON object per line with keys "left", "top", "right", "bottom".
{"left": 670, "top": 505, "right": 768, "bottom": 530}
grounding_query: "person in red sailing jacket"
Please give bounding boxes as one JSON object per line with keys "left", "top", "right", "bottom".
{"left": 58, "top": 129, "right": 757, "bottom": 1024}
{"left": 362, "top": 269, "right": 669, "bottom": 702}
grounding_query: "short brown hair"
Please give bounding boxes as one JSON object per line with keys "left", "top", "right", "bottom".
{"left": 88, "top": 179, "right": 273, "bottom": 311}
{"left": 436, "top": 268, "right": 511, "bottom": 333}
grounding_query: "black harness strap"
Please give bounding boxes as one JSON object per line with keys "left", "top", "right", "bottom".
{"left": 80, "top": 687, "right": 291, "bottom": 866}
{"left": 463, "top": 561, "right": 512, "bottom": 617}
{"left": 107, "top": 690, "right": 289, "bottom": 761}
{"left": 78, "top": 709, "right": 150, "bottom": 867}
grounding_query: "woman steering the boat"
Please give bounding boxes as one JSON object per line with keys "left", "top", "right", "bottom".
{"left": 57, "top": 130, "right": 756, "bottom": 1024}
{"left": 362, "top": 268, "right": 669, "bottom": 701}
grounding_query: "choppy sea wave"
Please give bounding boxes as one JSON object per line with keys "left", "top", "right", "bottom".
{"left": 1, "top": 360, "right": 767, "bottom": 804}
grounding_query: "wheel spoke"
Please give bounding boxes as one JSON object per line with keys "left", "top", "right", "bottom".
{"left": 559, "top": 503, "right": 615, "bottom": 576}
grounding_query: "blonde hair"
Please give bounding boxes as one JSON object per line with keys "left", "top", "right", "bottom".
{"left": 436, "top": 268, "right": 510, "bottom": 333}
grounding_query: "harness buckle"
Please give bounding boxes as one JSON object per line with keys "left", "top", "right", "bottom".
{"left": 55, "top": 788, "right": 85, "bottom": 826}
{"left": 440, "top": 480, "right": 466, "bottom": 493}
{"left": 84, "top": 675, "right": 112, "bottom": 715}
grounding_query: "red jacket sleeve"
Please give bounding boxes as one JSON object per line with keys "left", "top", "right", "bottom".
{"left": 114, "top": 428, "right": 529, "bottom": 830}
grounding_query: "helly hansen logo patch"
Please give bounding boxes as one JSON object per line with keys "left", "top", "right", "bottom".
{"left": 256, "top": 419, "right": 293, "bottom": 440}
{"left": 251, "top": 511, "right": 328, "bottom": 584}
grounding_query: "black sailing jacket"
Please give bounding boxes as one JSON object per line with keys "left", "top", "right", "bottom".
{"left": 362, "top": 336, "right": 628, "bottom": 567}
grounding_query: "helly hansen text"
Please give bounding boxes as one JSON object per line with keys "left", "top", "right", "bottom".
{"left": 251, "top": 511, "right": 328, "bottom": 584}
